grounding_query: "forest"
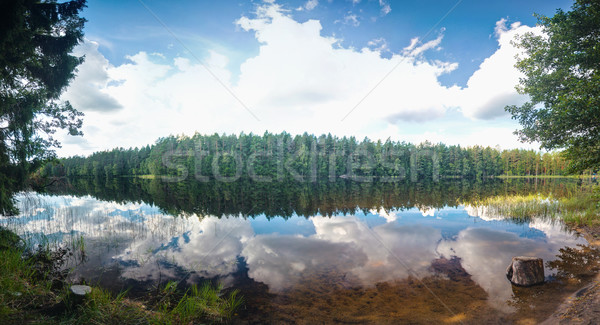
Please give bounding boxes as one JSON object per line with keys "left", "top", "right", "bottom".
{"left": 39, "top": 132, "right": 573, "bottom": 181}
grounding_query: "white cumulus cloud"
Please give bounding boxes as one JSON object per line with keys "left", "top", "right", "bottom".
{"left": 458, "top": 20, "right": 543, "bottom": 119}
{"left": 57, "top": 5, "right": 542, "bottom": 156}
{"left": 61, "top": 40, "right": 122, "bottom": 112}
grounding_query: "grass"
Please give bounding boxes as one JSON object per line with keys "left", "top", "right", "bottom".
{"left": 559, "top": 193, "right": 600, "bottom": 225}
{"left": 495, "top": 175, "right": 588, "bottom": 179}
{"left": 0, "top": 228, "right": 243, "bottom": 324}
{"left": 464, "top": 186, "right": 600, "bottom": 226}
{"left": 134, "top": 175, "right": 156, "bottom": 180}
{"left": 59, "top": 288, "right": 149, "bottom": 324}
{"left": 0, "top": 228, "right": 59, "bottom": 323}
{"left": 154, "top": 281, "right": 244, "bottom": 324}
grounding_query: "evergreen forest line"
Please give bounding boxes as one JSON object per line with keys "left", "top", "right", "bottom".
{"left": 41, "top": 132, "right": 574, "bottom": 181}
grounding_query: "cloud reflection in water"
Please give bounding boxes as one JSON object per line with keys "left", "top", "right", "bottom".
{"left": 4, "top": 193, "right": 587, "bottom": 312}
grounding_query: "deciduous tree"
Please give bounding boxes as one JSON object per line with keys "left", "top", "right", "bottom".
{"left": 506, "top": 0, "right": 600, "bottom": 173}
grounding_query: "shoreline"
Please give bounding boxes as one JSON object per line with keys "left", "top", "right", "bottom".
{"left": 542, "top": 224, "right": 600, "bottom": 324}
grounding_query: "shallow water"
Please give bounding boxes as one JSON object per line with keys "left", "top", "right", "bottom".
{"left": 2, "top": 178, "right": 599, "bottom": 323}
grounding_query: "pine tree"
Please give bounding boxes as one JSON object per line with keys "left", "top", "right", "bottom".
{"left": 0, "top": 0, "right": 86, "bottom": 214}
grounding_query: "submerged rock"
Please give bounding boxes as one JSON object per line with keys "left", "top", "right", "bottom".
{"left": 506, "top": 256, "right": 545, "bottom": 286}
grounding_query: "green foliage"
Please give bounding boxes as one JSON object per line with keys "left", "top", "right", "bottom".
{"left": 506, "top": 0, "right": 600, "bottom": 173}
{"left": 0, "top": 227, "right": 23, "bottom": 251}
{"left": 464, "top": 186, "right": 600, "bottom": 226}
{"left": 54, "top": 281, "right": 243, "bottom": 324}
{"left": 167, "top": 283, "right": 243, "bottom": 323}
{"left": 0, "top": 227, "right": 61, "bottom": 323}
{"left": 45, "top": 132, "right": 571, "bottom": 181}
{"left": 61, "top": 288, "right": 148, "bottom": 325}
{"left": 0, "top": 0, "right": 86, "bottom": 215}
{"left": 466, "top": 194, "right": 562, "bottom": 222}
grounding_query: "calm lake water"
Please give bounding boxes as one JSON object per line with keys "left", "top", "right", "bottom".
{"left": 2, "top": 178, "right": 599, "bottom": 324}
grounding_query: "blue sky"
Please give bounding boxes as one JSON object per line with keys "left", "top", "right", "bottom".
{"left": 57, "top": 0, "right": 573, "bottom": 156}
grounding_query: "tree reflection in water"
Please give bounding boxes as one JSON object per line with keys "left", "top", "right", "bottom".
{"left": 2, "top": 176, "right": 594, "bottom": 324}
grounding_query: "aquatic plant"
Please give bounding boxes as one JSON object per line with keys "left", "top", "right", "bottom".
{"left": 155, "top": 281, "right": 244, "bottom": 323}
{"left": 463, "top": 187, "right": 600, "bottom": 226}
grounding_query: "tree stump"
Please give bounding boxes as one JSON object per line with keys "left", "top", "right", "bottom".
{"left": 69, "top": 285, "right": 92, "bottom": 305}
{"left": 506, "top": 256, "right": 545, "bottom": 286}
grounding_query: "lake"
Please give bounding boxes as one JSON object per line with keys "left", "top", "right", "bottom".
{"left": 2, "top": 177, "right": 599, "bottom": 324}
